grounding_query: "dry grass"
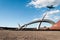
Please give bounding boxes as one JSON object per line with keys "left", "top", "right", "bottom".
{"left": 0, "top": 30, "right": 60, "bottom": 40}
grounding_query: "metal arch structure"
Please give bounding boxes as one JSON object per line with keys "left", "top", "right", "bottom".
{"left": 20, "top": 19, "right": 55, "bottom": 29}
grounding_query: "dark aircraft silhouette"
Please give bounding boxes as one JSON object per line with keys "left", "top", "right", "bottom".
{"left": 47, "top": 5, "right": 55, "bottom": 9}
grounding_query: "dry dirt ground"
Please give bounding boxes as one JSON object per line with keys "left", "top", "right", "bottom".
{"left": 0, "top": 30, "right": 60, "bottom": 40}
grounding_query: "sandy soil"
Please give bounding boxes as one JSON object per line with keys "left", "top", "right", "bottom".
{"left": 0, "top": 30, "right": 60, "bottom": 40}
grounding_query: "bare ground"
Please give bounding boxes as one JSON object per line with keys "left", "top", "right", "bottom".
{"left": 0, "top": 30, "right": 60, "bottom": 40}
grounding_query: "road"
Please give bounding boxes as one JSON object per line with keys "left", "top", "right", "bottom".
{"left": 0, "top": 30, "right": 60, "bottom": 40}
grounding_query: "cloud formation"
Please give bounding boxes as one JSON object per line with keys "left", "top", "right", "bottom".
{"left": 28, "top": 0, "right": 60, "bottom": 8}
{"left": 33, "top": 10, "right": 60, "bottom": 22}
{"left": 28, "top": 0, "right": 60, "bottom": 22}
{"left": 44, "top": 10, "right": 60, "bottom": 15}
{"left": 43, "top": 10, "right": 60, "bottom": 21}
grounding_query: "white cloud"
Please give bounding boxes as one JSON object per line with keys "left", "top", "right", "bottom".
{"left": 28, "top": 0, "right": 60, "bottom": 8}
{"left": 48, "top": 10, "right": 60, "bottom": 14}
{"left": 32, "top": 10, "right": 60, "bottom": 22}
{"left": 53, "top": 16, "right": 60, "bottom": 20}
{"left": 43, "top": 10, "right": 60, "bottom": 21}
{"left": 43, "top": 10, "right": 60, "bottom": 16}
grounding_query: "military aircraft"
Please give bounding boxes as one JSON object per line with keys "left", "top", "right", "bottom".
{"left": 47, "top": 5, "right": 55, "bottom": 9}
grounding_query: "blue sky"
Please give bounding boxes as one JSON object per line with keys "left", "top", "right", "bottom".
{"left": 0, "top": 0, "right": 60, "bottom": 28}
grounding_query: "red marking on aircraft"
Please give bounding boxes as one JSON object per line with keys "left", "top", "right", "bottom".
{"left": 50, "top": 20, "right": 60, "bottom": 29}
